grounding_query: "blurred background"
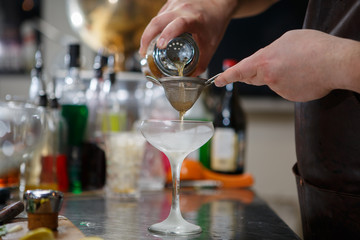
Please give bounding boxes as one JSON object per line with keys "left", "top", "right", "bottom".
{"left": 0, "top": 0, "right": 308, "bottom": 236}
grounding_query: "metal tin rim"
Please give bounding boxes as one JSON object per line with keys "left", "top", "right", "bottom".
{"left": 153, "top": 33, "right": 199, "bottom": 77}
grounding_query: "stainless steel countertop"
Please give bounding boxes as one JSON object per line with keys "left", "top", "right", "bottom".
{"left": 60, "top": 188, "right": 301, "bottom": 240}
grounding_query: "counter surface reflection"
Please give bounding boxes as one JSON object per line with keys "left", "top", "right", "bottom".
{"left": 61, "top": 188, "right": 300, "bottom": 240}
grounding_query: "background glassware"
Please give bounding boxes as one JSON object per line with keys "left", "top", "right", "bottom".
{"left": 140, "top": 120, "right": 214, "bottom": 235}
{"left": 0, "top": 101, "right": 45, "bottom": 198}
{"left": 104, "top": 131, "right": 146, "bottom": 199}
{"left": 66, "top": 0, "right": 165, "bottom": 71}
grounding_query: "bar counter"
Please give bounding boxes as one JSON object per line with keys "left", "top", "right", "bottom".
{"left": 60, "top": 188, "right": 301, "bottom": 240}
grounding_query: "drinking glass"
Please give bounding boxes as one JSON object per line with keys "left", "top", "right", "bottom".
{"left": 0, "top": 101, "right": 45, "bottom": 197}
{"left": 140, "top": 120, "right": 214, "bottom": 235}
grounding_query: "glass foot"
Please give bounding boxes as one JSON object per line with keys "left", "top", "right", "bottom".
{"left": 148, "top": 210, "right": 202, "bottom": 235}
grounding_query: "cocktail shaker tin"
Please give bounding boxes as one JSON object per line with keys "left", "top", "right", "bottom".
{"left": 142, "top": 33, "right": 199, "bottom": 79}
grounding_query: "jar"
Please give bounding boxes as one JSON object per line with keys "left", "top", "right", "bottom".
{"left": 24, "top": 190, "right": 64, "bottom": 230}
{"left": 141, "top": 33, "right": 199, "bottom": 79}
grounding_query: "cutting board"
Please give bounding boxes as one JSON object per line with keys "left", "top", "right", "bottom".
{"left": 1, "top": 216, "right": 85, "bottom": 240}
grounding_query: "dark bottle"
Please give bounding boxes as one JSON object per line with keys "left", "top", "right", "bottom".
{"left": 82, "top": 52, "right": 107, "bottom": 191}
{"left": 59, "top": 43, "right": 88, "bottom": 193}
{"left": 85, "top": 51, "right": 107, "bottom": 142}
{"left": 210, "top": 59, "right": 246, "bottom": 174}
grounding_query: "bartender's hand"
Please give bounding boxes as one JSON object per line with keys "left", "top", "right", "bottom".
{"left": 139, "top": 0, "right": 238, "bottom": 76}
{"left": 215, "top": 29, "right": 360, "bottom": 102}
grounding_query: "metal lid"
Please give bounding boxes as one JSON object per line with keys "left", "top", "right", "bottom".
{"left": 153, "top": 33, "right": 199, "bottom": 76}
{"left": 24, "top": 190, "right": 64, "bottom": 214}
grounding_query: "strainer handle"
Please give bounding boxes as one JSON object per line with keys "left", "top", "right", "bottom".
{"left": 145, "top": 75, "right": 162, "bottom": 85}
{"left": 205, "top": 73, "right": 221, "bottom": 86}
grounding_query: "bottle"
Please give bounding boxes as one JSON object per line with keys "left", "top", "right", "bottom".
{"left": 29, "top": 49, "right": 46, "bottom": 105}
{"left": 38, "top": 96, "right": 69, "bottom": 191}
{"left": 85, "top": 51, "right": 107, "bottom": 142}
{"left": 24, "top": 91, "right": 48, "bottom": 191}
{"left": 210, "top": 59, "right": 246, "bottom": 174}
{"left": 82, "top": 52, "right": 107, "bottom": 190}
{"left": 46, "top": 96, "right": 69, "bottom": 192}
{"left": 59, "top": 43, "right": 88, "bottom": 193}
{"left": 141, "top": 33, "right": 199, "bottom": 79}
{"left": 100, "top": 55, "right": 127, "bottom": 133}
{"left": 25, "top": 51, "right": 48, "bottom": 191}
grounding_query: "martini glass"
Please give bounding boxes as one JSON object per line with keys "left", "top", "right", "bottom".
{"left": 140, "top": 120, "right": 214, "bottom": 235}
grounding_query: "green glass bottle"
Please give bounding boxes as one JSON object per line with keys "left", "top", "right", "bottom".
{"left": 60, "top": 44, "right": 88, "bottom": 193}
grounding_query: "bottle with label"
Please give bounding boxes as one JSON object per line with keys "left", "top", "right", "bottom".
{"left": 48, "top": 97, "right": 69, "bottom": 192}
{"left": 210, "top": 59, "right": 246, "bottom": 174}
{"left": 38, "top": 96, "right": 69, "bottom": 191}
{"left": 59, "top": 43, "right": 88, "bottom": 193}
{"left": 141, "top": 33, "right": 199, "bottom": 79}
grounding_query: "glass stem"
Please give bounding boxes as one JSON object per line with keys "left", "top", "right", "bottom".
{"left": 19, "top": 161, "right": 26, "bottom": 200}
{"left": 171, "top": 159, "right": 182, "bottom": 213}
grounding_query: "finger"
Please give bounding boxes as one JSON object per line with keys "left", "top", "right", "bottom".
{"left": 139, "top": 25, "right": 162, "bottom": 57}
{"left": 214, "top": 68, "right": 242, "bottom": 87}
{"left": 157, "top": 1, "right": 170, "bottom": 15}
{"left": 139, "top": 12, "right": 176, "bottom": 56}
{"left": 214, "top": 49, "right": 263, "bottom": 87}
{"left": 156, "top": 15, "right": 198, "bottom": 49}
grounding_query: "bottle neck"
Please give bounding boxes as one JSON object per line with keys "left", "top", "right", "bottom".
{"left": 61, "top": 67, "right": 86, "bottom": 104}
{"left": 65, "top": 67, "right": 81, "bottom": 85}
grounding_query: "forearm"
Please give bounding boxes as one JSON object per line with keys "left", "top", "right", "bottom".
{"left": 336, "top": 39, "right": 360, "bottom": 94}
{"left": 231, "top": 0, "right": 279, "bottom": 18}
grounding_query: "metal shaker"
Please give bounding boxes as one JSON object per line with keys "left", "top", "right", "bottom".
{"left": 24, "top": 190, "right": 64, "bottom": 230}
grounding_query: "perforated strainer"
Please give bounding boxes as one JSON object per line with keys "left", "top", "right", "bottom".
{"left": 146, "top": 74, "right": 220, "bottom": 113}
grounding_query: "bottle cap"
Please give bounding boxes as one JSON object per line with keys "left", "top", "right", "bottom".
{"left": 38, "top": 92, "right": 48, "bottom": 107}
{"left": 34, "top": 49, "right": 43, "bottom": 71}
{"left": 68, "top": 44, "right": 80, "bottom": 68}
{"left": 49, "top": 96, "right": 59, "bottom": 109}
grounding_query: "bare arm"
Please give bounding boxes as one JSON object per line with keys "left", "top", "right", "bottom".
{"left": 215, "top": 29, "right": 360, "bottom": 102}
{"left": 232, "top": 0, "right": 279, "bottom": 18}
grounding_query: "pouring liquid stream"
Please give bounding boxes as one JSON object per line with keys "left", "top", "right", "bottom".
{"left": 174, "top": 60, "right": 186, "bottom": 121}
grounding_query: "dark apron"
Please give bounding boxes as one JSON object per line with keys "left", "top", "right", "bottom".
{"left": 295, "top": 0, "right": 360, "bottom": 239}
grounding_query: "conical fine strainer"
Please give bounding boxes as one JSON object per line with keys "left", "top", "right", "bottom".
{"left": 147, "top": 74, "right": 220, "bottom": 113}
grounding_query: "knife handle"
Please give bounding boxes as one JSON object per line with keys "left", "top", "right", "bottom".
{"left": 0, "top": 201, "right": 24, "bottom": 224}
